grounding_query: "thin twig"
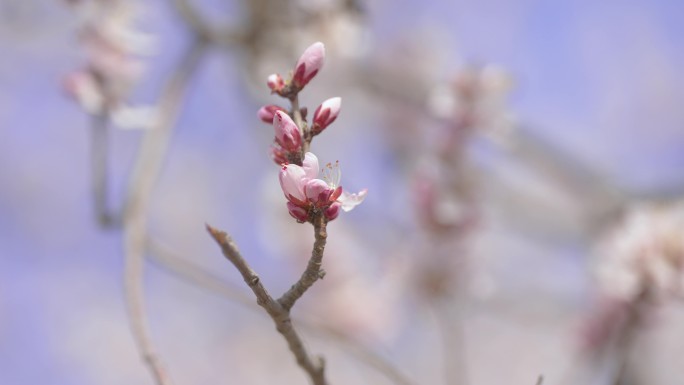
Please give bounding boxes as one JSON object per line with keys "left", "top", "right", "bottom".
{"left": 290, "top": 94, "right": 312, "bottom": 154}
{"left": 279, "top": 214, "right": 328, "bottom": 310}
{"left": 291, "top": 94, "right": 304, "bottom": 130}
{"left": 146, "top": 237, "right": 417, "bottom": 385}
{"left": 122, "top": 40, "right": 207, "bottom": 385}
{"left": 206, "top": 224, "right": 328, "bottom": 385}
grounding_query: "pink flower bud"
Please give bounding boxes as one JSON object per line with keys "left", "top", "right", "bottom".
{"left": 257, "top": 105, "right": 286, "bottom": 123}
{"left": 267, "top": 73, "right": 284, "bottom": 93}
{"left": 304, "top": 179, "right": 333, "bottom": 205}
{"left": 312, "top": 97, "right": 341, "bottom": 134}
{"left": 324, "top": 202, "right": 341, "bottom": 221}
{"left": 273, "top": 110, "right": 302, "bottom": 152}
{"left": 292, "top": 42, "right": 325, "bottom": 89}
{"left": 287, "top": 202, "right": 309, "bottom": 222}
{"left": 269, "top": 145, "right": 288, "bottom": 165}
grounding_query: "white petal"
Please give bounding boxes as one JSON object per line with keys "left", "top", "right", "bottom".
{"left": 338, "top": 188, "right": 368, "bottom": 212}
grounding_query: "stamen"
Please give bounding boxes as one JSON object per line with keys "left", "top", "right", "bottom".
{"left": 321, "top": 160, "right": 341, "bottom": 188}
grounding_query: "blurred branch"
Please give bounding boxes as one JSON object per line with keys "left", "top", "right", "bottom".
{"left": 167, "top": 0, "right": 246, "bottom": 46}
{"left": 91, "top": 113, "right": 114, "bottom": 227}
{"left": 206, "top": 224, "right": 328, "bottom": 385}
{"left": 146, "top": 237, "right": 417, "bottom": 385}
{"left": 122, "top": 40, "right": 208, "bottom": 385}
{"left": 432, "top": 299, "right": 469, "bottom": 385}
{"left": 167, "top": 0, "right": 215, "bottom": 42}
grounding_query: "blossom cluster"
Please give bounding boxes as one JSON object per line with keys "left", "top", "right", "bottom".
{"left": 257, "top": 42, "right": 366, "bottom": 223}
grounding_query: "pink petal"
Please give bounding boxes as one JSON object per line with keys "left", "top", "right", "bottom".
{"left": 273, "top": 111, "right": 302, "bottom": 151}
{"left": 258, "top": 105, "right": 285, "bottom": 123}
{"left": 312, "top": 97, "right": 341, "bottom": 133}
{"left": 279, "top": 164, "right": 307, "bottom": 203}
{"left": 302, "top": 152, "right": 320, "bottom": 179}
{"left": 269, "top": 145, "right": 288, "bottom": 165}
{"left": 287, "top": 202, "right": 309, "bottom": 222}
{"left": 267, "top": 73, "right": 284, "bottom": 92}
{"left": 304, "top": 179, "right": 333, "bottom": 204}
{"left": 293, "top": 42, "right": 325, "bottom": 88}
{"left": 324, "top": 202, "right": 341, "bottom": 221}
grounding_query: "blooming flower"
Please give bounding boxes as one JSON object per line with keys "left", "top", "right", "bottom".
{"left": 312, "top": 97, "right": 341, "bottom": 134}
{"left": 279, "top": 152, "right": 366, "bottom": 222}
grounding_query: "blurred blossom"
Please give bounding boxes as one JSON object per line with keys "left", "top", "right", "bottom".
{"left": 594, "top": 201, "right": 684, "bottom": 303}
{"left": 63, "top": 0, "right": 156, "bottom": 129}
{"left": 428, "top": 64, "right": 515, "bottom": 144}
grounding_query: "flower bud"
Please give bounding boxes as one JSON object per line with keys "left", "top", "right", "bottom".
{"left": 292, "top": 42, "right": 325, "bottom": 89}
{"left": 257, "top": 105, "right": 286, "bottom": 123}
{"left": 267, "top": 73, "right": 284, "bottom": 93}
{"left": 304, "top": 179, "right": 333, "bottom": 205}
{"left": 312, "top": 97, "right": 341, "bottom": 134}
{"left": 269, "top": 145, "right": 288, "bottom": 165}
{"left": 273, "top": 110, "right": 302, "bottom": 152}
{"left": 324, "top": 202, "right": 341, "bottom": 221}
{"left": 287, "top": 202, "right": 309, "bottom": 223}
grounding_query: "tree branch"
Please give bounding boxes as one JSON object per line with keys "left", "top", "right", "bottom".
{"left": 146, "top": 237, "right": 417, "bottom": 385}
{"left": 279, "top": 214, "right": 328, "bottom": 311}
{"left": 206, "top": 224, "right": 328, "bottom": 385}
{"left": 122, "top": 40, "right": 207, "bottom": 385}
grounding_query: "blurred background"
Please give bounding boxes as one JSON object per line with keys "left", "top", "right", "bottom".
{"left": 1, "top": 0, "right": 684, "bottom": 384}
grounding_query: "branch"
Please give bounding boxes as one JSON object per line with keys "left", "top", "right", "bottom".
{"left": 432, "top": 300, "right": 469, "bottom": 385}
{"left": 279, "top": 214, "right": 328, "bottom": 311}
{"left": 206, "top": 224, "right": 328, "bottom": 385}
{"left": 167, "top": 0, "right": 215, "bottom": 42}
{"left": 146, "top": 237, "right": 417, "bottom": 385}
{"left": 122, "top": 40, "right": 207, "bottom": 385}
{"left": 91, "top": 113, "right": 113, "bottom": 227}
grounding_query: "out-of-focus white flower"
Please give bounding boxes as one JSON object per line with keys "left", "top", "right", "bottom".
{"left": 594, "top": 201, "right": 684, "bottom": 302}
{"left": 427, "top": 64, "right": 515, "bottom": 140}
{"left": 64, "top": 0, "right": 155, "bottom": 129}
